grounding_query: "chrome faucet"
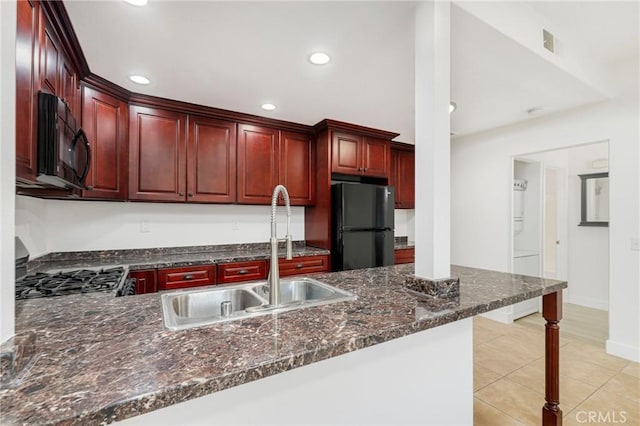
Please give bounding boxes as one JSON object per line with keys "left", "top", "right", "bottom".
{"left": 268, "top": 185, "right": 293, "bottom": 307}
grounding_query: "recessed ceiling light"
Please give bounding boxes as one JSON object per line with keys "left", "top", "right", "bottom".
{"left": 124, "top": 0, "right": 148, "bottom": 6}
{"left": 129, "top": 75, "right": 150, "bottom": 85}
{"left": 261, "top": 103, "right": 276, "bottom": 111}
{"left": 309, "top": 52, "right": 331, "bottom": 65}
{"left": 449, "top": 102, "right": 457, "bottom": 113}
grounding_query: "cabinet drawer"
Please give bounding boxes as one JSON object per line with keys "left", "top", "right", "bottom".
{"left": 217, "top": 260, "right": 267, "bottom": 284}
{"left": 394, "top": 248, "right": 415, "bottom": 264}
{"left": 157, "top": 265, "right": 216, "bottom": 290}
{"left": 278, "top": 255, "right": 330, "bottom": 277}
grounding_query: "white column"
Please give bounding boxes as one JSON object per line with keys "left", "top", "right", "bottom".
{"left": 0, "top": 0, "right": 17, "bottom": 343}
{"left": 414, "top": 1, "right": 451, "bottom": 279}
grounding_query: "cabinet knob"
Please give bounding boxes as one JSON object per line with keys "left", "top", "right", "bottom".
{"left": 179, "top": 192, "right": 185, "bottom": 197}
{"left": 183, "top": 274, "right": 194, "bottom": 280}
{"left": 188, "top": 192, "right": 194, "bottom": 197}
{"left": 237, "top": 269, "right": 249, "bottom": 275}
{"left": 296, "top": 263, "right": 303, "bottom": 269}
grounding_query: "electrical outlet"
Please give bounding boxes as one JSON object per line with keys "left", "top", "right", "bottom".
{"left": 632, "top": 238, "right": 640, "bottom": 251}
{"left": 231, "top": 221, "right": 240, "bottom": 231}
{"left": 140, "top": 220, "right": 150, "bottom": 233}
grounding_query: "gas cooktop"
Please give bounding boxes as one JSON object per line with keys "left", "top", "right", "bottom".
{"left": 15, "top": 267, "right": 133, "bottom": 299}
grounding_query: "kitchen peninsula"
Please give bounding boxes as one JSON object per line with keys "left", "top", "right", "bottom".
{"left": 1, "top": 263, "right": 566, "bottom": 425}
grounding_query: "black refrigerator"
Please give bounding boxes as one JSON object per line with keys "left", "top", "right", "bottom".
{"left": 331, "top": 183, "right": 395, "bottom": 271}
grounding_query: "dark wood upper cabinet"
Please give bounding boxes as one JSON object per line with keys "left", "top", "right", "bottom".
{"left": 237, "top": 124, "right": 278, "bottom": 204}
{"left": 331, "top": 132, "right": 390, "bottom": 178}
{"left": 16, "top": 0, "right": 40, "bottom": 184}
{"left": 39, "top": 18, "right": 60, "bottom": 96}
{"left": 129, "top": 105, "right": 187, "bottom": 202}
{"left": 187, "top": 116, "right": 237, "bottom": 203}
{"left": 279, "top": 130, "right": 315, "bottom": 206}
{"left": 391, "top": 143, "right": 415, "bottom": 209}
{"left": 331, "top": 132, "right": 362, "bottom": 175}
{"left": 81, "top": 86, "right": 128, "bottom": 200}
{"left": 362, "top": 136, "right": 390, "bottom": 178}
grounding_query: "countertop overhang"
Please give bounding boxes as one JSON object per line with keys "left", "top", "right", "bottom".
{"left": 0, "top": 264, "right": 566, "bottom": 425}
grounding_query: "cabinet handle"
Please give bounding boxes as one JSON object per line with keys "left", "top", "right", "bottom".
{"left": 183, "top": 274, "right": 194, "bottom": 280}
{"left": 188, "top": 192, "right": 194, "bottom": 197}
{"left": 237, "top": 269, "right": 249, "bottom": 275}
{"left": 296, "top": 263, "right": 304, "bottom": 269}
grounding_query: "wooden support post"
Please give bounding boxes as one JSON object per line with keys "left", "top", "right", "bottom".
{"left": 542, "top": 291, "right": 563, "bottom": 426}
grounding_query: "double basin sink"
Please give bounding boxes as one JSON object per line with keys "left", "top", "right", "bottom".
{"left": 161, "top": 277, "right": 356, "bottom": 330}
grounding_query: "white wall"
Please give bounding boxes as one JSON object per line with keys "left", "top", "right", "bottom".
{"left": 451, "top": 97, "right": 639, "bottom": 361}
{"left": 15, "top": 196, "right": 305, "bottom": 256}
{"left": 1, "top": 0, "right": 17, "bottom": 344}
{"left": 394, "top": 209, "right": 415, "bottom": 242}
{"left": 567, "top": 144, "right": 609, "bottom": 310}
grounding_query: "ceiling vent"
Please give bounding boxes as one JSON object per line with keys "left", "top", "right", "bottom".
{"left": 543, "top": 29, "right": 555, "bottom": 53}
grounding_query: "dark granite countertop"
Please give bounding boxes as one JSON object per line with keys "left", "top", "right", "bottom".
{"left": 0, "top": 264, "right": 566, "bottom": 425}
{"left": 394, "top": 236, "right": 414, "bottom": 249}
{"left": 27, "top": 242, "right": 330, "bottom": 273}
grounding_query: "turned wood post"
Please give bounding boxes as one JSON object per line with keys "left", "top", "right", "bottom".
{"left": 542, "top": 291, "right": 563, "bottom": 426}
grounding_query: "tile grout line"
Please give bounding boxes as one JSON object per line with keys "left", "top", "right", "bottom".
{"left": 474, "top": 394, "right": 527, "bottom": 426}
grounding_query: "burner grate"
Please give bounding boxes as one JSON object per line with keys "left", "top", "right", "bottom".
{"left": 15, "top": 267, "right": 127, "bottom": 299}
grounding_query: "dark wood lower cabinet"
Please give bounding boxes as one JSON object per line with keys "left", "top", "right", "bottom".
{"left": 278, "top": 255, "right": 329, "bottom": 277}
{"left": 157, "top": 265, "right": 216, "bottom": 290}
{"left": 217, "top": 260, "right": 267, "bottom": 284}
{"left": 394, "top": 248, "right": 415, "bottom": 264}
{"left": 128, "top": 269, "right": 157, "bottom": 295}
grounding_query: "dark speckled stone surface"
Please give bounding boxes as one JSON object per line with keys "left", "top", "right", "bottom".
{"left": 0, "top": 264, "right": 566, "bottom": 425}
{"left": 28, "top": 241, "right": 329, "bottom": 273}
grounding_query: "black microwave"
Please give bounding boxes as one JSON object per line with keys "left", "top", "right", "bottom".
{"left": 37, "top": 92, "right": 90, "bottom": 189}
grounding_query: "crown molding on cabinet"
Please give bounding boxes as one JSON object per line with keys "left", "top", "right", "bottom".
{"left": 41, "top": 1, "right": 90, "bottom": 78}
{"left": 314, "top": 119, "right": 399, "bottom": 140}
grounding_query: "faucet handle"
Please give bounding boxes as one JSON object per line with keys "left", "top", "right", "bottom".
{"left": 286, "top": 235, "right": 293, "bottom": 260}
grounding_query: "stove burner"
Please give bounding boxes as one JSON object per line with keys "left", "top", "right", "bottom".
{"left": 15, "top": 267, "right": 127, "bottom": 299}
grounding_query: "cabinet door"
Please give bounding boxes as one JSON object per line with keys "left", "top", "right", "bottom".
{"left": 279, "top": 130, "right": 314, "bottom": 206}
{"left": 237, "top": 124, "right": 278, "bottom": 204}
{"left": 396, "top": 150, "right": 415, "bottom": 208}
{"left": 129, "top": 105, "right": 187, "bottom": 201}
{"left": 129, "top": 269, "right": 157, "bottom": 294}
{"left": 16, "top": 0, "right": 40, "bottom": 183}
{"left": 187, "top": 116, "right": 236, "bottom": 203}
{"left": 331, "top": 132, "right": 362, "bottom": 175}
{"left": 362, "top": 137, "right": 390, "bottom": 178}
{"left": 390, "top": 149, "right": 399, "bottom": 206}
{"left": 60, "top": 60, "right": 78, "bottom": 117}
{"left": 39, "top": 18, "right": 61, "bottom": 95}
{"left": 81, "top": 87, "right": 128, "bottom": 200}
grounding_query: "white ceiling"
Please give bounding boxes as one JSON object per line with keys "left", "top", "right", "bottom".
{"left": 64, "top": 1, "right": 635, "bottom": 142}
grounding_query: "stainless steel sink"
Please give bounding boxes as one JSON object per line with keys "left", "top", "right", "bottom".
{"left": 252, "top": 279, "right": 342, "bottom": 304}
{"left": 161, "top": 278, "right": 355, "bottom": 330}
{"left": 171, "top": 288, "right": 264, "bottom": 318}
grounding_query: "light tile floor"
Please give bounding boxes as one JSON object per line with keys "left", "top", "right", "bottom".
{"left": 473, "top": 308, "right": 640, "bottom": 426}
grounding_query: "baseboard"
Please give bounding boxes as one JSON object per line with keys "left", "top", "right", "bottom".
{"left": 567, "top": 295, "right": 608, "bottom": 311}
{"left": 480, "top": 308, "right": 513, "bottom": 324}
{"left": 606, "top": 339, "right": 640, "bottom": 362}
